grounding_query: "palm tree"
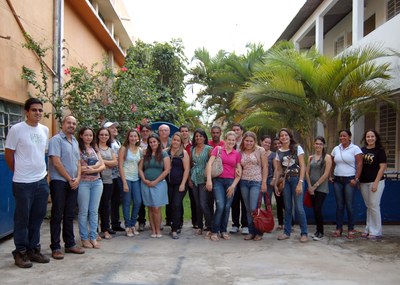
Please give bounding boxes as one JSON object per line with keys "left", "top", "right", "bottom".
{"left": 187, "top": 44, "right": 267, "bottom": 126}
{"left": 236, "top": 41, "right": 393, "bottom": 151}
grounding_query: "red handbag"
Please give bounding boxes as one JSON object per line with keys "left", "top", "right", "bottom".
{"left": 252, "top": 192, "right": 275, "bottom": 233}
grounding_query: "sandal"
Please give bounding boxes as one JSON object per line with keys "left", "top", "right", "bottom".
{"left": 195, "top": 228, "right": 203, "bottom": 235}
{"left": 254, "top": 235, "right": 263, "bottom": 241}
{"left": 244, "top": 234, "right": 255, "bottom": 240}
{"left": 347, "top": 230, "right": 357, "bottom": 239}
{"left": 104, "top": 231, "right": 112, "bottom": 240}
{"left": 333, "top": 229, "right": 343, "bottom": 237}
{"left": 171, "top": 232, "right": 179, "bottom": 240}
{"left": 221, "top": 232, "right": 231, "bottom": 240}
{"left": 81, "top": 239, "right": 93, "bottom": 248}
{"left": 361, "top": 232, "right": 369, "bottom": 238}
{"left": 210, "top": 233, "right": 220, "bottom": 241}
{"left": 204, "top": 231, "right": 212, "bottom": 240}
{"left": 90, "top": 240, "right": 101, "bottom": 249}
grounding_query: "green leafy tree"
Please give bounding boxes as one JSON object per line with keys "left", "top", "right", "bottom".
{"left": 236, "top": 41, "right": 394, "bottom": 151}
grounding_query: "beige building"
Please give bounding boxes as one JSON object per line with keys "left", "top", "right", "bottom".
{"left": 0, "top": 0, "right": 135, "bottom": 149}
{"left": 277, "top": 0, "right": 400, "bottom": 171}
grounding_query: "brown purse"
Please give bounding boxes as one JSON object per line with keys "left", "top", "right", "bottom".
{"left": 277, "top": 170, "right": 287, "bottom": 193}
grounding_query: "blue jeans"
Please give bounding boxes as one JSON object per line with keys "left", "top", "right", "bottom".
{"left": 77, "top": 179, "right": 103, "bottom": 240}
{"left": 122, "top": 180, "right": 142, "bottom": 228}
{"left": 240, "top": 180, "right": 262, "bottom": 236}
{"left": 282, "top": 177, "right": 308, "bottom": 236}
{"left": 50, "top": 180, "right": 78, "bottom": 250}
{"left": 334, "top": 176, "right": 356, "bottom": 231}
{"left": 212, "top": 178, "right": 235, "bottom": 234}
{"left": 12, "top": 177, "right": 49, "bottom": 255}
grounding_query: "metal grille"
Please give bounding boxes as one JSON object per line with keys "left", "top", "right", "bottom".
{"left": 388, "top": 0, "right": 400, "bottom": 20}
{"left": 0, "top": 101, "right": 24, "bottom": 152}
{"left": 379, "top": 104, "right": 397, "bottom": 169}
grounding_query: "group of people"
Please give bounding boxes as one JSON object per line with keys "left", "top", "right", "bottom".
{"left": 5, "top": 98, "right": 387, "bottom": 269}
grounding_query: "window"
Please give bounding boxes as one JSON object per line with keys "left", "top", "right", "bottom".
{"left": 364, "top": 14, "right": 376, "bottom": 36}
{"left": 388, "top": 0, "right": 400, "bottom": 20}
{"left": 0, "top": 100, "right": 24, "bottom": 152}
{"left": 379, "top": 103, "right": 397, "bottom": 169}
{"left": 334, "top": 35, "right": 345, "bottom": 56}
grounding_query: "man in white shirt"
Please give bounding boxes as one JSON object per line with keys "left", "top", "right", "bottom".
{"left": 5, "top": 98, "right": 50, "bottom": 268}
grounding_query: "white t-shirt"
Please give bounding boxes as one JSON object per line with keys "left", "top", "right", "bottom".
{"left": 5, "top": 121, "right": 49, "bottom": 183}
{"left": 331, "top": 143, "right": 362, "bottom": 177}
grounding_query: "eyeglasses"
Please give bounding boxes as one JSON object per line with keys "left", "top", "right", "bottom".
{"left": 30, "top": 108, "right": 44, "bottom": 113}
{"left": 99, "top": 134, "right": 109, "bottom": 136}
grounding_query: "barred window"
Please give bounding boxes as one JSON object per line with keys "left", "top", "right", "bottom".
{"left": 334, "top": 35, "right": 345, "bottom": 56}
{"left": 388, "top": 0, "right": 400, "bottom": 20}
{"left": 379, "top": 103, "right": 397, "bottom": 169}
{"left": 0, "top": 100, "right": 24, "bottom": 152}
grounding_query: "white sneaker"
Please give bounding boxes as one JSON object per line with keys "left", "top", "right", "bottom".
{"left": 241, "top": 227, "right": 249, "bottom": 235}
{"left": 132, "top": 228, "right": 139, "bottom": 235}
{"left": 229, "top": 226, "right": 239, "bottom": 233}
{"left": 126, "top": 228, "right": 134, "bottom": 237}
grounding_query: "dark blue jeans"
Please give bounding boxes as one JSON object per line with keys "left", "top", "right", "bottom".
{"left": 99, "top": 183, "right": 113, "bottom": 232}
{"left": 50, "top": 180, "right": 78, "bottom": 250}
{"left": 192, "top": 183, "right": 213, "bottom": 230}
{"left": 111, "top": 177, "right": 123, "bottom": 229}
{"left": 333, "top": 176, "right": 356, "bottom": 231}
{"left": 12, "top": 177, "right": 49, "bottom": 255}
{"left": 212, "top": 178, "right": 235, "bottom": 234}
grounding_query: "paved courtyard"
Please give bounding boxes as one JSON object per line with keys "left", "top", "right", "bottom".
{"left": 1, "top": 219, "right": 400, "bottom": 285}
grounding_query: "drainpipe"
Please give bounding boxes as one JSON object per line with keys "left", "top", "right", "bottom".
{"left": 53, "top": 0, "right": 64, "bottom": 134}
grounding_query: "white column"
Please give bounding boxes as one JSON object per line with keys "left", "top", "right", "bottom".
{"left": 315, "top": 15, "right": 324, "bottom": 53}
{"left": 352, "top": 0, "right": 364, "bottom": 45}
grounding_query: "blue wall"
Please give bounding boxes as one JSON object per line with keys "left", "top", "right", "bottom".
{"left": 305, "top": 180, "right": 400, "bottom": 224}
{"left": 0, "top": 153, "right": 15, "bottom": 238}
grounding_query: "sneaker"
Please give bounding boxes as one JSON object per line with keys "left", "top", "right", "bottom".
{"left": 14, "top": 251, "right": 32, "bottom": 268}
{"left": 126, "top": 227, "right": 134, "bottom": 237}
{"left": 138, "top": 223, "right": 145, "bottom": 232}
{"left": 229, "top": 226, "right": 239, "bottom": 233}
{"left": 27, "top": 248, "right": 50, "bottom": 263}
{"left": 313, "top": 233, "right": 324, "bottom": 241}
{"left": 241, "top": 227, "right": 249, "bottom": 235}
{"left": 132, "top": 227, "right": 140, "bottom": 236}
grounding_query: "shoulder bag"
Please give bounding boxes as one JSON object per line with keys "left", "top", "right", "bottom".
{"left": 211, "top": 146, "right": 223, "bottom": 178}
{"left": 252, "top": 192, "right": 275, "bottom": 233}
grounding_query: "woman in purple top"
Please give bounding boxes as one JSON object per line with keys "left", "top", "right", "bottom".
{"left": 206, "top": 131, "right": 242, "bottom": 241}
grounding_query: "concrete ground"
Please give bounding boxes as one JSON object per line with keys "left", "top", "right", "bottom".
{"left": 1, "top": 220, "right": 400, "bottom": 285}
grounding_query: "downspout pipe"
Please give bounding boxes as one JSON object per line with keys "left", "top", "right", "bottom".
{"left": 53, "top": 0, "right": 64, "bottom": 134}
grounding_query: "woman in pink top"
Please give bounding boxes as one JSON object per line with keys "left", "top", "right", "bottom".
{"left": 240, "top": 132, "right": 268, "bottom": 241}
{"left": 206, "top": 131, "right": 242, "bottom": 241}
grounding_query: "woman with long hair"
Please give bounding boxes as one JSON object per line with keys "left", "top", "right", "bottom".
{"left": 330, "top": 129, "right": 363, "bottom": 239}
{"left": 189, "top": 129, "right": 213, "bottom": 236}
{"left": 139, "top": 134, "right": 170, "bottom": 238}
{"left": 305, "top": 136, "right": 332, "bottom": 241}
{"left": 167, "top": 132, "right": 190, "bottom": 239}
{"left": 119, "top": 129, "right": 143, "bottom": 237}
{"left": 240, "top": 131, "right": 268, "bottom": 241}
{"left": 96, "top": 127, "right": 118, "bottom": 240}
{"left": 77, "top": 127, "right": 105, "bottom": 249}
{"left": 260, "top": 135, "right": 284, "bottom": 230}
{"left": 206, "top": 131, "right": 242, "bottom": 241}
{"left": 359, "top": 130, "right": 387, "bottom": 240}
{"left": 273, "top": 128, "right": 308, "bottom": 242}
